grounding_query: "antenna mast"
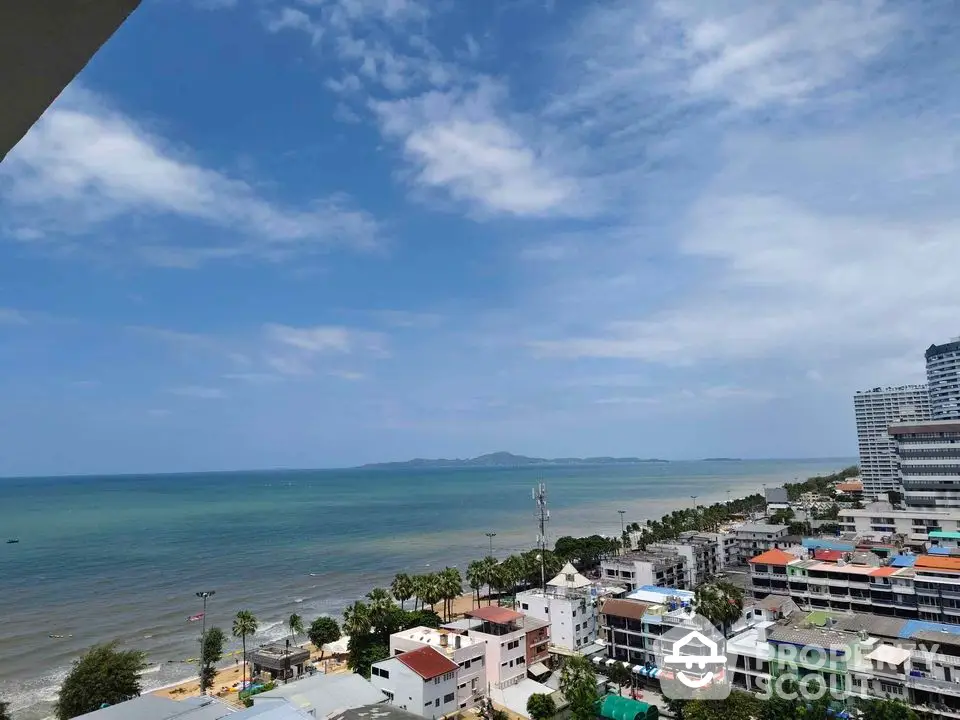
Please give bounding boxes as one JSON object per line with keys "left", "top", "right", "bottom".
{"left": 534, "top": 481, "right": 549, "bottom": 591}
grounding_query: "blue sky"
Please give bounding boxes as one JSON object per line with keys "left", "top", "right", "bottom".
{"left": 2, "top": 0, "right": 959, "bottom": 475}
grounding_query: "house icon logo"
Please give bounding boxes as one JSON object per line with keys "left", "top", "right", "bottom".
{"left": 655, "top": 613, "right": 730, "bottom": 700}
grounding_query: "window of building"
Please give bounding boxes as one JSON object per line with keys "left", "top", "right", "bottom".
{"left": 507, "top": 640, "right": 520, "bottom": 650}
{"left": 444, "top": 671, "right": 455, "bottom": 681}
{"left": 435, "top": 699, "right": 441, "bottom": 708}
{"left": 521, "top": 603, "right": 529, "bottom": 610}
{"left": 434, "top": 677, "right": 441, "bottom": 685}
{"left": 384, "top": 691, "right": 394, "bottom": 701}
{"left": 517, "top": 656, "right": 525, "bottom": 665}
{"left": 444, "top": 693, "right": 455, "bottom": 703}
{"left": 372, "top": 667, "right": 389, "bottom": 679}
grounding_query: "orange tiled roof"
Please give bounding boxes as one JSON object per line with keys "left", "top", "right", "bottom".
{"left": 915, "top": 555, "right": 960, "bottom": 571}
{"left": 748, "top": 549, "right": 796, "bottom": 565}
{"left": 870, "top": 567, "right": 899, "bottom": 577}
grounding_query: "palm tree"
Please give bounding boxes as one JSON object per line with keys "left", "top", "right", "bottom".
{"left": 391, "top": 573, "right": 414, "bottom": 610}
{"left": 366, "top": 587, "right": 393, "bottom": 631}
{"left": 693, "top": 580, "right": 744, "bottom": 636}
{"left": 467, "top": 560, "right": 485, "bottom": 609}
{"left": 288, "top": 613, "right": 304, "bottom": 645}
{"left": 232, "top": 610, "right": 258, "bottom": 692}
{"left": 411, "top": 574, "right": 428, "bottom": 611}
{"left": 439, "top": 567, "right": 463, "bottom": 619}
{"left": 481, "top": 556, "right": 498, "bottom": 605}
{"left": 342, "top": 600, "right": 371, "bottom": 639}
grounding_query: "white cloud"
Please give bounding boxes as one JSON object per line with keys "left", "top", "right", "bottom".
{"left": 168, "top": 386, "right": 227, "bottom": 399}
{"left": 372, "top": 81, "right": 582, "bottom": 216}
{"left": 0, "top": 89, "right": 380, "bottom": 264}
{"left": 264, "top": 323, "right": 389, "bottom": 377}
{"left": 329, "top": 370, "right": 366, "bottom": 381}
{"left": 0, "top": 308, "right": 29, "bottom": 325}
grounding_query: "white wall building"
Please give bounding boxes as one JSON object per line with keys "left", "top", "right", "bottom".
{"left": 838, "top": 502, "right": 960, "bottom": 541}
{"left": 854, "top": 385, "right": 931, "bottom": 498}
{"left": 927, "top": 339, "right": 960, "bottom": 420}
{"left": 601, "top": 550, "right": 687, "bottom": 591}
{"left": 370, "top": 647, "right": 459, "bottom": 719}
{"left": 733, "top": 523, "right": 789, "bottom": 563}
{"left": 516, "top": 563, "right": 622, "bottom": 652}
{"left": 650, "top": 533, "right": 720, "bottom": 587}
{"left": 390, "top": 627, "right": 486, "bottom": 710}
{"left": 892, "top": 420, "right": 960, "bottom": 509}
{"left": 462, "top": 607, "right": 531, "bottom": 689}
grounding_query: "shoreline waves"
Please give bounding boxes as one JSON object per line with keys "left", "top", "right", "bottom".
{"left": 0, "top": 459, "right": 850, "bottom": 718}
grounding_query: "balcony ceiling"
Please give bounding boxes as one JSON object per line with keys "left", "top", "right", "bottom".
{"left": 0, "top": 0, "right": 141, "bottom": 161}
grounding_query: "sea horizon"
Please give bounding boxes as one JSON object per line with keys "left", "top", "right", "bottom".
{"left": 0, "top": 458, "right": 852, "bottom": 718}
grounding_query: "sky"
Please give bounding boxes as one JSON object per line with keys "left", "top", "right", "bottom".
{"left": 2, "top": 0, "right": 959, "bottom": 476}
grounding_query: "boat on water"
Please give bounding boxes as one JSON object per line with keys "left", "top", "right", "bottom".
{"left": 6, "top": 539, "right": 18, "bottom": 544}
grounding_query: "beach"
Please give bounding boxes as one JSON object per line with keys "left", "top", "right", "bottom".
{"left": 0, "top": 459, "right": 849, "bottom": 718}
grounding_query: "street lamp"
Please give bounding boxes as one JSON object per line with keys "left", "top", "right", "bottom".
{"left": 690, "top": 495, "right": 698, "bottom": 511}
{"left": 196, "top": 590, "right": 215, "bottom": 695}
{"left": 485, "top": 532, "right": 496, "bottom": 557}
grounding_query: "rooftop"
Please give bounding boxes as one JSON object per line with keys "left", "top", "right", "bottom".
{"left": 749, "top": 549, "right": 797, "bottom": 565}
{"left": 915, "top": 555, "right": 960, "bottom": 571}
{"left": 736, "top": 523, "right": 788, "bottom": 534}
{"left": 931, "top": 530, "right": 960, "bottom": 540}
{"left": 627, "top": 586, "right": 695, "bottom": 604}
{"left": 393, "top": 626, "right": 482, "bottom": 652}
{"left": 256, "top": 673, "right": 386, "bottom": 715}
{"left": 889, "top": 420, "right": 960, "bottom": 435}
{"left": 74, "top": 696, "right": 233, "bottom": 720}
{"left": 467, "top": 606, "right": 524, "bottom": 624}
{"left": 393, "top": 646, "right": 459, "bottom": 680}
{"left": 600, "top": 599, "right": 649, "bottom": 621}
{"left": 547, "top": 562, "right": 593, "bottom": 589}
{"left": 328, "top": 704, "right": 425, "bottom": 720}
{"left": 767, "top": 623, "right": 851, "bottom": 651}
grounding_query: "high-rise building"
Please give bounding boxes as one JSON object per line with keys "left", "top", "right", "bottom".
{"left": 926, "top": 338, "right": 960, "bottom": 420}
{"left": 891, "top": 420, "right": 960, "bottom": 509}
{"left": 854, "top": 385, "right": 931, "bottom": 498}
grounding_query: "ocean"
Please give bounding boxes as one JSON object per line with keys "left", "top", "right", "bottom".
{"left": 0, "top": 459, "right": 850, "bottom": 718}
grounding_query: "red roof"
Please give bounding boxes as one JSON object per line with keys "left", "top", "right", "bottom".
{"left": 915, "top": 555, "right": 960, "bottom": 571}
{"left": 467, "top": 606, "right": 524, "bottom": 624}
{"left": 395, "top": 646, "right": 459, "bottom": 680}
{"left": 871, "top": 567, "right": 898, "bottom": 577}
{"left": 814, "top": 549, "right": 844, "bottom": 562}
{"left": 748, "top": 549, "right": 796, "bottom": 565}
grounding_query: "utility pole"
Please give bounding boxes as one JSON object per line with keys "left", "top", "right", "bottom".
{"left": 485, "top": 532, "right": 496, "bottom": 557}
{"left": 618, "top": 509, "right": 626, "bottom": 553}
{"left": 195, "top": 590, "right": 215, "bottom": 695}
{"left": 533, "top": 482, "right": 549, "bottom": 591}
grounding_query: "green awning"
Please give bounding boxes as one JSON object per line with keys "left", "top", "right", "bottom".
{"left": 930, "top": 530, "right": 960, "bottom": 540}
{"left": 597, "top": 693, "right": 659, "bottom": 720}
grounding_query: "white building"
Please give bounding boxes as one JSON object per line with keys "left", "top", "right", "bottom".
{"left": 733, "top": 523, "right": 789, "bottom": 563}
{"left": 370, "top": 646, "right": 459, "bottom": 719}
{"left": 927, "top": 339, "right": 960, "bottom": 420}
{"left": 650, "top": 533, "right": 720, "bottom": 587}
{"left": 838, "top": 501, "right": 960, "bottom": 541}
{"left": 854, "top": 385, "right": 931, "bottom": 498}
{"left": 516, "top": 563, "right": 623, "bottom": 652}
{"left": 462, "top": 606, "right": 534, "bottom": 689}
{"left": 600, "top": 550, "right": 687, "bottom": 591}
{"left": 891, "top": 420, "right": 960, "bottom": 509}
{"left": 389, "top": 627, "right": 486, "bottom": 710}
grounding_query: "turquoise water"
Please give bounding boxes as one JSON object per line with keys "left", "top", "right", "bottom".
{"left": 0, "top": 459, "right": 849, "bottom": 717}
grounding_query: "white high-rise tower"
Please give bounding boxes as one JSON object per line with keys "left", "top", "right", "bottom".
{"left": 926, "top": 338, "right": 960, "bottom": 420}
{"left": 854, "top": 385, "right": 931, "bottom": 498}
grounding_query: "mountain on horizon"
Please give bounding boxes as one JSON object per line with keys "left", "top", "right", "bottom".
{"left": 358, "top": 451, "right": 669, "bottom": 470}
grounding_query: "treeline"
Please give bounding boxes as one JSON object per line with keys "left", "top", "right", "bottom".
{"left": 785, "top": 465, "right": 859, "bottom": 501}
{"left": 631, "top": 493, "right": 766, "bottom": 549}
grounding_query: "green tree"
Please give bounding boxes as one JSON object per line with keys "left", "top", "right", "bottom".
{"left": 199, "top": 627, "right": 227, "bottom": 694}
{"left": 438, "top": 567, "right": 463, "bottom": 619}
{"left": 481, "top": 556, "right": 498, "bottom": 605}
{"left": 347, "top": 638, "right": 389, "bottom": 678}
{"left": 391, "top": 573, "right": 414, "bottom": 610}
{"left": 232, "top": 611, "right": 258, "bottom": 692}
{"left": 342, "top": 600, "right": 371, "bottom": 639}
{"left": 55, "top": 643, "right": 148, "bottom": 720}
{"left": 366, "top": 588, "right": 394, "bottom": 631}
{"left": 308, "top": 616, "right": 341, "bottom": 660}
{"left": 558, "top": 656, "right": 599, "bottom": 720}
{"left": 685, "top": 692, "right": 760, "bottom": 720}
{"left": 856, "top": 698, "right": 919, "bottom": 720}
{"left": 288, "top": 613, "right": 304, "bottom": 645}
{"left": 467, "top": 560, "right": 486, "bottom": 608}
{"left": 526, "top": 693, "right": 557, "bottom": 720}
{"left": 605, "top": 662, "right": 632, "bottom": 695}
{"left": 693, "top": 580, "right": 744, "bottom": 635}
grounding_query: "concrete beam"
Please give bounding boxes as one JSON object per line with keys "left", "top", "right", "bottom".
{"left": 0, "top": 0, "right": 142, "bottom": 161}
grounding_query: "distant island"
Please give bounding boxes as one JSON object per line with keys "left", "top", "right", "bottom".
{"left": 359, "top": 451, "right": 670, "bottom": 470}
{"left": 701, "top": 457, "right": 743, "bottom": 462}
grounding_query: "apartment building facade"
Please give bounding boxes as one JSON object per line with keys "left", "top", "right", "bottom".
{"left": 734, "top": 523, "right": 790, "bottom": 563}
{"left": 891, "top": 420, "right": 960, "bottom": 509}
{"left": 854, "top": 385, "right": 931, "bottom": 498}
{"left": 649, "top": 533, "right": 720, "bottom": 587}
{"left": 600, "top": 550, "right": 687, "bottom": 591}
{"left": 927, "top": 339, "right": 960, "bottom": 420}
{"left": 460, "top": 607, "right": 537, "bottom": 689}
{"left": 389, "top": 627, "right": 486, "bottom": 710}
{"left": 370, "top": 647, "right": 459, "bottom": 718}
{"left": 837, "top": 502, "right": 960, "bottom": 541}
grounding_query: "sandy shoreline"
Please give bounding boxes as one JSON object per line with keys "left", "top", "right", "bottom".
{"left": 151, "top": 591, "right": 492, "bottom": 701}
